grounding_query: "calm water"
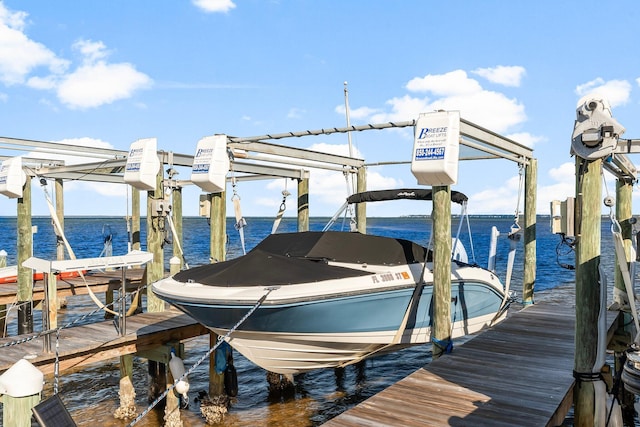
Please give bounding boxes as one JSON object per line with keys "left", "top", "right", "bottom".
{"left": 0, "top": 215, "right": 620, "bottom": 425}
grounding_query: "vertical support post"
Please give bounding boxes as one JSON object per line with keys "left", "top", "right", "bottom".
{"left": 47, "top": 271, "right": 58, "bottom": 329}
{"left": 17, "top": 175, "right": 33, "bottom": 335}
{"left": 164, "top": 353, "right": 181, "bottom": 425}
{"left": 297, "top": 178, "right": 309, "bottom": 232}
{"left": 42, "top": 273, "right": 51, "bottom": 352}
{"left": 3, "top": 394, "right": 41, "bottom": 427}
{"left": 119, "top": 268, "right": 127, "bottom": 336}
{"left": 209, "top": 191, "right": 226, "bottom": 398}
{"left": 522, "top": 158, "right": 537, "bottom": 305}
{"left": 55, "top": 178, "right": 65, "bottom": 261}
{"left": 431, "top": 185, "right": 452, "bottom": 360}
{"left": 614, "top": 178, "right": 633, "bottom": 298}
{"left": 0, "top": 251, "right": 4, "bottom": 336}
{"left": 615, "top": 177, "right": 635, "bottom": 421}
{"left": 131, "top": 188, "right": 141, "bottom": 251}
{"left": 209, "top": 192, "right": 226, "bottom": 263}
{"left": 356, "top": 167, "right": 367, "bottom": 234}
{"left": 573, "top": 157, "right": 603, "bottom": 426}
{"left": 172, "top": 186, "right": 183, "bottom": 268}
{"left": 146, "top": 172, "right": 165, "bottom": 313}
{"left": 114, "top": 353, "right": 136, "bottom": 419}
{"left": 146, "top": 170, "right": 166, "bottom": 403}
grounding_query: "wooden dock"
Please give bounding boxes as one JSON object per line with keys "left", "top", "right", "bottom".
{"left": 323, "top": 301, "right": 620, "bottom": 427}
{"left": 0, "top": 269, "right": 146, "bottom": 306}
{"left": 0, "top": 308, "right": 208, "bottom": 376}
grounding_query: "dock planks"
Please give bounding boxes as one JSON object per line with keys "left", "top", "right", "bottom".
{"left": 0, "top": 308, "right": 208, "bottom": 376}
{"left": 323, "top": 301, "right": 619, "bottom": 427}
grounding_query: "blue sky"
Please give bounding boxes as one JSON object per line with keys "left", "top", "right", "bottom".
{"left": 1, "top": 0, "right": 640, "bottom": 219}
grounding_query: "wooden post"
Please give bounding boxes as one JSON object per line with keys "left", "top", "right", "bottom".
{"left": 17, "top": 175, "right": 33, "bottom": 335}
{"left": 614, "top": 178, "right": 633, "bottom": 299}
{"left": 164, "top": 356, "right": 181, "bottom": 426}
{"left": 55, "top": 179, "right": 64, "bottom": 261}
{"left": 431, "top": 185, "right": 452, "bottom": 360}
{"left": 146, "top": 172, "right": 165, "bottom": 313}
{"left": 356, "top": 167, "right": 367, "bottom": 234}
{"left": 573, "top": 157, "right": 603, "bottom": 426}
{"left": 522, "top": 159, "right": 537, "bottom": 305}
{"left": 132, "top": 188, "right": 141, "bottom": 251}
{"left": 146, "top": 170, "right": 166, "bottom": 403}
{"left": 614, "top": 177, "right": 636, "bottom": 421}
{"left": 172, "top": 186, "right": 183, "bottom": 268}
{"left": 207, "top": 192, "right": 226, "bottom": 415}
{"left": 2, "top": 394, "right": 41, "bottom": 427}
{"left": 209, "top": 192, "right": 226, "bottom": 264}
{"left": 114, "top": 354, "right": 136, "bottom": 419}
{"left": 297, "top": 178, "right": 309, "bottom": 232}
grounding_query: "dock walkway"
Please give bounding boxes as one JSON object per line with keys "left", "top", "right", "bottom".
{"left": 0, "top": 308, "right": 208, "bottom": 375}
{"left": 323, "top": 301, "right": 619, "bottom": 427}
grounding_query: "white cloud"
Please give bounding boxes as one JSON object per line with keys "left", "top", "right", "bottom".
{"left": 73, "top": 39, "right": 109, "bottom": 64}
{"left": 335, "top": 104, "right": 382, "bottom": 121}
{"left": 472, "top": 65, "right": 526, "bottom": 87}
{"left": 0, "top": 3, "right": 69, "bottom": 85}
{"left": 287, "top": 108, "right": 305, "bottom": 119}
{"left": 505, "top": 132, "right": 546, "bottom": 148}
{"left": 356, "top": 69, "right": 527, "bottom": 135}
{"left": 57, "top": 61, "right": 152, "bottom": 109}
{"left": 468, "top": 175, "right": 521, "bottom": 215}
{"left": 575, "top": 78, "right": 631, "bottom": 108}
{"left": 51, "top": 39, "right": 152, "bottom": 109}
{"left": 0, "top": 4, "right": 150, "bottom": 109}
{"left": 536, "top": 162, "right": 575, "bottom": 214}
{"left": 193, "top": 0, "right": 236, "bottom": 13}
{"left": 406, "top": 70, "right": 482, "bottom": 96}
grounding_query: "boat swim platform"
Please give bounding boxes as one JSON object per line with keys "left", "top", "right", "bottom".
{"left": 0, "top": 269, "right": 146, "bottom": 306}
{"left": 323, "top": 301, "right": 622, "bottom": 427}
{"left": 0, "top": 308, "right": 208, "bottom": 376}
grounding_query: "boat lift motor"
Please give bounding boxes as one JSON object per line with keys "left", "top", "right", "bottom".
{"left": 571, "top": 96, "right": 625, "bottom": 160}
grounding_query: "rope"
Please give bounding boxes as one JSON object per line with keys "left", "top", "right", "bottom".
{"left": 127, "top": 287, "right": 277, "bottom": 426}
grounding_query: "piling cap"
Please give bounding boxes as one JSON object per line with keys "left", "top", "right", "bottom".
{"left": 0, "top": 358, "right": 44, "bottom": 397}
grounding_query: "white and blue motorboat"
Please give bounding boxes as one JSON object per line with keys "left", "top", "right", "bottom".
{"left": 152, "top": 189, "right": 509, "bottom": 375}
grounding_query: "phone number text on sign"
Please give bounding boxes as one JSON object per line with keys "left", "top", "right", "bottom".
{"left": 415, "top": 147, "right": 445, "bottom": 160}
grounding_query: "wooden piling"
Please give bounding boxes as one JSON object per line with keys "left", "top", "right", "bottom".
{"left": 2, "top": 393, "right": 40, "bottom": 427}
{"left": 208, "top": 191, "right": 226, "bottom": 401}
{"left": 114, "top": 354, "right": 136, "bottom": 419}
{"left": 55, "top": 178, "right": 64, "bottom": 261}
{"left": 17, "top": 175, "right": 33, "bottom": 335}
{"left": 523, "top": 158, "right": 537, "bottom": 305}
{"left": 297, "top": 178, "right": 309, "bottom": 232}
{"left": 573, "top": 157, "right": 603, "bottom": 426}
{"left": 356, "top": 167, "right": 366, "bottom": 234}
{"left": 146, "top": 171, "right": 165, "bottom": 313}
{"left": 146, "top": 171, "right": 166, "bottom": 403}
{"left": 132, "top": 188, "right": 141, "bottom": 251}
{"left": 209, "top": 192, "right": 226, "bottom": 264}
{"left": 431, "top": 185, "right": 452, "bottom": 360}
{"left": 614, "top": 178, "right": 633, "bottom": 297}
{"left": 172, "top": 186, "right": 183, "bottom": 268}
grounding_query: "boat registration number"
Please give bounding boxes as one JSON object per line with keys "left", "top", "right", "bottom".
{"left": 371, "top": 271, "right": 410, "bottom": 283}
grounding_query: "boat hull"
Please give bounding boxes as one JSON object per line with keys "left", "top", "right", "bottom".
{"left": 157, "top": 281, "right": 504, "bottom": 374}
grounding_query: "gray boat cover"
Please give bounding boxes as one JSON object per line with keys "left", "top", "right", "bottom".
{"left": 173, "top": 231, "right": 429, "bottom": 287}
